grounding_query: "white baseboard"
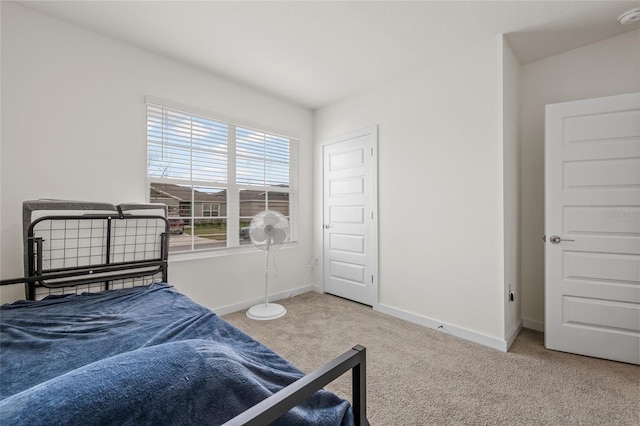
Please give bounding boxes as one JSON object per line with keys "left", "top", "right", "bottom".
{"left": 523, "top": 317, "right": 544, "bottom": 332}
{"left": 214, "top": 285, "right": 314, "bottom": 316}
{"left": 506, "top": 321, "right": 523, "bottom": 351}
{"left": 376, "top": 303, "right": 511, "bottom": 352}
{"left": 217, "top": 289, "right": 529, "bottom": 353}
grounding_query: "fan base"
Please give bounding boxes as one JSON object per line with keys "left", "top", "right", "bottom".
{"left": 246, "top": 303, "right": 286, "bottom": 320}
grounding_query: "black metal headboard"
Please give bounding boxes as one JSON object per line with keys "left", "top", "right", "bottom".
{"left": 1, "top": 201, "right": 169, "bottom": 300}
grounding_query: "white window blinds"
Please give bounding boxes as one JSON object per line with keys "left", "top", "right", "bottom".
{"left": 146, "top": 101, "right": 298, "bottom": 253}
{"left": 236, "top": 127, "right": 290, "bottom": 187}
{"left": 147, "top": 105, "right": 228, "bottom": 183}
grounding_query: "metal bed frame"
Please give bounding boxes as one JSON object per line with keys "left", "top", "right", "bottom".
{"left": 0, "top": 202, "right": 367, "bottom": 425}
{"left": 1, "top": 213, "right": 170, "bottom": 300}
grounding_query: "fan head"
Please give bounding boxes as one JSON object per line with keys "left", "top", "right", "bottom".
{"left": 249, "top": 210, "right": 289, "bottom": 250}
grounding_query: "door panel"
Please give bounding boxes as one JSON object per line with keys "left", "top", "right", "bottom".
{"left": 564, "top": 158, "right": 639, "bottom": 188}
{"left": 564, "top": 206, "right": 638, "bottom": 234}
{"left": 329, "top": 260, "right": 365, "bottom": 284}
{"left": 329, "top": 176, "right": 365, "bottom": 197}
{"left": 563, "top": 251, "right": 639, "bottom": 283}
{"left": 322, "top": 127, "right": 377, "bottom": 306}
{"left": 330, "top": 233, "right": 365, "bottom": 254}
{"left": 545, "top": 92, "right": 640, "bottom": 364}
{"left": 330, "top": 205, "right": 365, "bottom": 224}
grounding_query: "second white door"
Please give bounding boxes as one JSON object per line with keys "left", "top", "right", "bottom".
{"left": 322, "top": 127, "right": 378, "bottom": 306}
{"left": 545, "top": 92, "right": 640, "bottom": 365}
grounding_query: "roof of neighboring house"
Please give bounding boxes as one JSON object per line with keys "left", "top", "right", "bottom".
{"left": 239, "top": 190, "right": 289, "bottom": 202}
{"left": 150, "top": 183, "right": 223, "bottom": 203}
{"left": 150, "top": 183, "right": 290, "bottom": 203}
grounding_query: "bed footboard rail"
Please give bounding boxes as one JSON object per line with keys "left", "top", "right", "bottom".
{"left": 0, "top": 212, "right": 169, "bottom": 300}
{"left": 223, "top": 344, "right": 367, "bottom": 426}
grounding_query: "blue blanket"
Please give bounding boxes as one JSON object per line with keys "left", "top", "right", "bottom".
{"left": 0, "top": 284, "right": 353, "bottom": 425}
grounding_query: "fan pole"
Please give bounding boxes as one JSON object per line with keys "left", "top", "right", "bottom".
{"left": 246, "top": 237, "right": 286, "bottom": 320}
{"left": 263, "top": 240, "right": 270, "bottom": 307}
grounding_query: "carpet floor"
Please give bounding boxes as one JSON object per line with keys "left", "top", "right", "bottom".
{"left": 223, "top": 292, "right": 640, "bottom": 425}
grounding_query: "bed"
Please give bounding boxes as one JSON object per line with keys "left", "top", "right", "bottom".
{"left": 0, "top": 200, "right": 367, "bottom": 425}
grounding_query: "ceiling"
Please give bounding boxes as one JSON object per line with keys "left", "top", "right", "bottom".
{"left": 18, "top": 1, "right": 640, "bottom": 109}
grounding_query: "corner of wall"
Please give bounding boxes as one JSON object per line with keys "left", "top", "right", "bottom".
{"left": 519, "top": 28, "right": 640, "bottom": 331}
{"left": 502, "top": 36, "right": 522, "bottom": 341}
{"left": 0, "top": 0, "right": 3, "bottom": 282}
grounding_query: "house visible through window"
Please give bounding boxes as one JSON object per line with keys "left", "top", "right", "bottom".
{"left": 202, "top": 203, "right": 220, "bottom": 217}
{"left": 147, "top": 101, "right": 298, "bottom": 253}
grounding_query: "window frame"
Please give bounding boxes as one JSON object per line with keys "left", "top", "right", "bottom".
{"left": 146, "top": 97, "right": 298, "bottom": 256}
{"left": 202, "top": 203, "right": 220, "bottom": 217}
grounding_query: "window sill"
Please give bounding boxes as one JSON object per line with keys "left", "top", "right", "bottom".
{"left": 167, "top": 241, "right": 299, "bottom": 263}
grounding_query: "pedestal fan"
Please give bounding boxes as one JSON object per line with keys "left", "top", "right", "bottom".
{"left": 246, "top": 210, "right": 289, "bottom": 320}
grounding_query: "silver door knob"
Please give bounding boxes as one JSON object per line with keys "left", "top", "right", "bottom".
{"left": 549, "top": 235, "right": 575, "bottom": 244}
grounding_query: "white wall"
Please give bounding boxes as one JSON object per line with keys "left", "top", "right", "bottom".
{"left": 0, "top": 2, "right": 315, "bottom": 309}
{"left": 520, "top": 29, "right": 640, "bottom": 330}
{"left": 314, "top": 36, "right": 510, "bottom": 345}
{"left": 0, "top": 2, "right": 4, "bottom": 300}
{"left": 6, "top": 1, "right": 635, "bottom": 348}
{"left": 502, "top": 39, "right": 521, "bottom": 341}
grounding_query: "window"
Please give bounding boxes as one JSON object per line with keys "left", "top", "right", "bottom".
{"left": 147, "top": 101, "right": 298, "bottom": 253}
{"left": 202, "top": 203, "right": 220, "bottom": 217}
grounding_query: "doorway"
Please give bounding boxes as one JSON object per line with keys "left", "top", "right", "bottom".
{"left": 321, "top": 127, "right": 378, "bottom": 306}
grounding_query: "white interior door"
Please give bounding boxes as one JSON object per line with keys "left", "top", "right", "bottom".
{"left": 322, "top": 127, "right": 378, "bottom": 306}
{"left": 545, "top": 92, "right": 640, "bottom": 365}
